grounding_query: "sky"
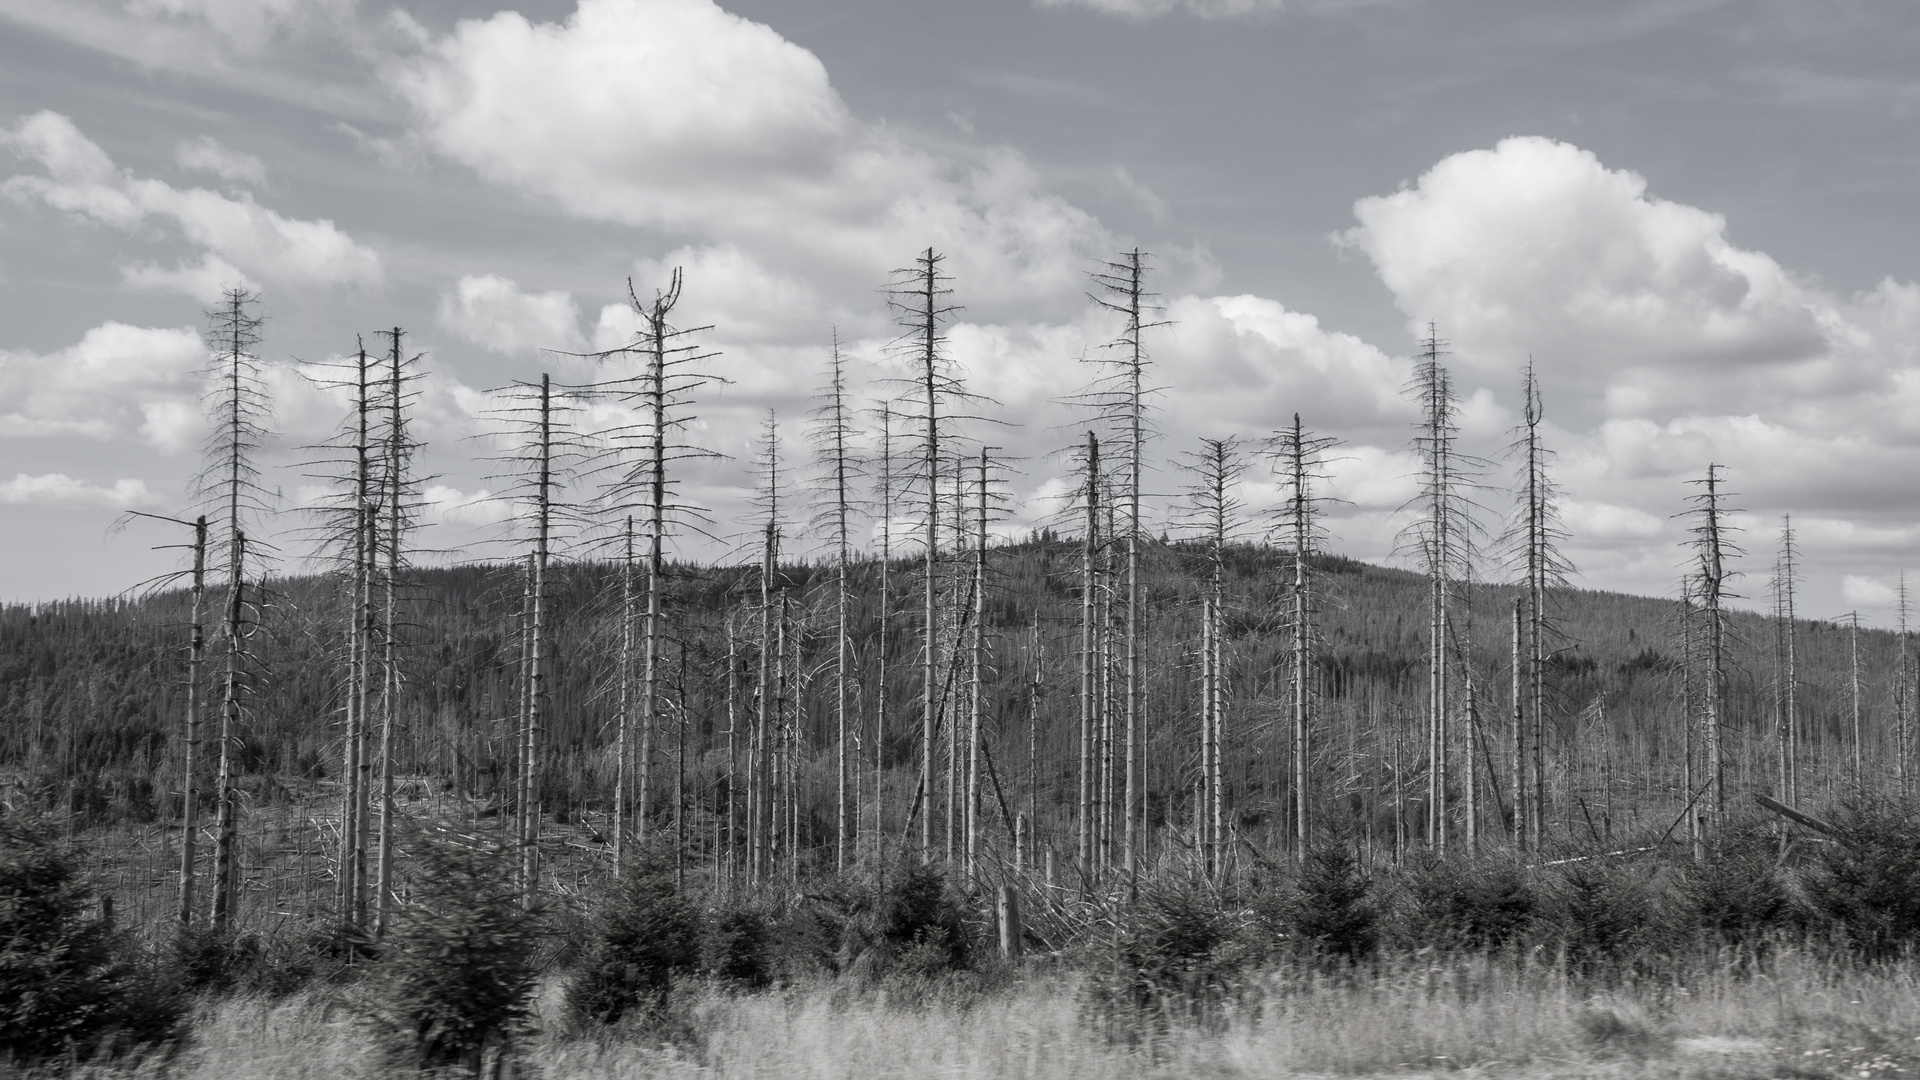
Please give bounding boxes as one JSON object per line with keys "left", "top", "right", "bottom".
{"left": 2, "top": 0, "right": 1919, "bottom": 624}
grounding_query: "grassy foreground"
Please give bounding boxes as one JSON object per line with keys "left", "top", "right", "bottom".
{"left": 53, "top": 950, "right": 1920, "bottom": 1080}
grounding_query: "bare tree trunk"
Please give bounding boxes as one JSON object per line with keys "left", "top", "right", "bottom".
{"left": 1851, "top": 611, "right": 1864, "bottom": 791}
{"left": 614, "top": 517, "right": 635, "bottom": 875}
{"left": 178, "top": 517, "right": 207, "bottom": 924}
{"left": 374, "top": 327, "right": 405, "bottom": 936}
{"left": 875, "top": 408, "right": 893, "bottom": 861}
{"left": 210, "top": 532, "right": 244, "bottom": 928}
{"left": 518, "top": 375, "right": 554, "bottom": 909}
{"left": 965, "top": 450, "right": 987, "bottom": 879}
{"left": 1510, "top": 598, "right": 1523, "bottom": 846}
{"left": 1079, "top": 432, "right": 1100, "bottom": 876}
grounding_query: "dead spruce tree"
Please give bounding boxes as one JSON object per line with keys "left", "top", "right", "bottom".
{"left": 806, "top": 334, "right": 865, "bottom": 872}
{"left": 118, "top": 509, "right": 210, "bottom": 923}
{"left": 1075, "top": 430, "right": 1104, "bottom": 877}
{"left": 1900, "top": 571, "right": 1912, "bottom": 797}
{"left": 887, "top": 249, "right": 966, "bottom": 861}
{"left": 1682, "top": 464, "right": 1741, "bottom": 834}
{"left": 1397, "top": 326, "right": 1480, "bottom": 854}
{"left": 589, "top": 268, "right": 721, "bottom": 876}
{"left": 1770, "top": 516, "right": 1801, "bottom": 807}
{"left": 490, "top": 374, "right": 585, "bottom": 907}
{"left": 193, "top": 287, "right": 273, "bottom": 929}
{"left": 305, "top": 330, "right": 422, "bottom": 931}
{"left": 868, "top": 405, "right": 897, "bottom": 858}
{"left": 1498, "top": 364, "right": 1573, "bottom": 851}
{"left": 1176, "top": 436, "right": 1249, "bottom": 877}
{"left": 748, "top": 412, "right": 784, "bottom": 885}
{"left": 371, "top": 328, "right": 424, "bottom": 935}
{"left": 1085, "top": 249, "right": 1167, "bottom": 878}
{"left": 1270, "top": 416, "right": 1340, "bottom": 859}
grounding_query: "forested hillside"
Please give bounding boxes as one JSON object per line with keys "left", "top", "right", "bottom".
{"left": 0, "top": 536, "right": 1898, "bottom": 873}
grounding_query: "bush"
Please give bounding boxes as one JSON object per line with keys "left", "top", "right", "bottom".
{"left": 1082, "top": 879, "right": 1247, "bottom": 1040}
{"left": 360, "top": 827, "right": 539, "bottom": 1077}
{"left": 702, "top": 904, "right": 772, "bottom": 989}
{"left": 0, "top": 812, "right": 182, "bottom": 1062}
{"left": 1537, "top": 858, "right": 1661, "bottom": 974}
{"left": 564, "top": 853, "right": 701, "bottom": 1026}
{"left": 868, "top": 860, "right": 972, "bottom": 974}
{"left": 1400, "top": 854, "right": 1536, "bottom": 951}
{"left": 1803, "top": 801, "right": 1920, "bottom": 959}
{"left": 1285, "top": 845, "right": 1378, "bottom": 964}
{"left": 1682, "top": 823, "right": 1798, "bottom": 946}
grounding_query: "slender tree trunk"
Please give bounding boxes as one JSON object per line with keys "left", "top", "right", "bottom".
{"left": 614, "top": 517, "right": 635, "bottom": 875}
{"left": 1079, "top": 432, "right": 1100, "bottom": 875}
{"left": 518, "top": 376, "right": 553, "bottom": 909}
{"left": 177, "top": 517, "right": 207, "bottom": 924}
{"left": 210, "top": 531, "right": 244, "bottom": 928}
{"left": 374, "top": 328, "right": 404, "bottom": 936}
{"left": 1510, "top": 598, "right": 1524, "bottom": 846}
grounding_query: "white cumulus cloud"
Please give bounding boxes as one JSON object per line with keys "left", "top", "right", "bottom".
{"left": 175, "top": 134, "right": 266, "bottom": 186}
{"left": 1, "top": 110, "right": 380, "bottom": 300}
{"left": 0, "top": 322, "right": 207, "bottom": 451}
{"left": 389, "top": 0, "right": 1110, "bottom": 314}
{"left": 439, "top": 274, "right": 585, "bottom": 355}
{"left": 0, "top": 473, "right": 157, "bottom": 508}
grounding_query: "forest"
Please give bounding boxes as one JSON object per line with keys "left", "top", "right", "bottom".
{"left": 4, "top": 248, "right": 1920, "bottom": 1079}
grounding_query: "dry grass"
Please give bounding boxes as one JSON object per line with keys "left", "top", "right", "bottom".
{"left": 50, "top": 949, "right": 1920, "bottom": 1079}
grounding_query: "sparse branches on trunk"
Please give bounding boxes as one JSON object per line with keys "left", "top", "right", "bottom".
{"left": 806, "top": 333, "right": 866, "bottom": 873}
{"left": 1395, "top": 325, "right": 1482, "bottom": 854}
{"left": 1771, "top": 517, "right": 1800, "bottom": 807}
{"left": 1681, "top": 464, "right": 1741, "bottom": 832}
{"left": 487, "top": 374, "right": 589, "bottom": 907}
{"left": 1268, "top": 416, "right": 1341, "bottom": 859}
{"left": 1082, "top": 249, "right": 1170, "bottom": 880}
{"left": 749, "top": 411, "right": 783, "bottom": 885}
{"left": 192, "top": 287, "right": 273, "bottom": 930}
{"left": 585, "top": 267, "right": 724, "bottom": 877}
{"left": 1497, "top": 364, "right": 1574, "bottom": 851}
{"left": 884, "top": 248, "right": 968, "bottom": 862}
{"left": 1176, "top": 436, "right": 1251, "bottom": 876}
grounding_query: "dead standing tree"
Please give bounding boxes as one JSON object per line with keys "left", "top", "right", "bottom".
{"left": 1396, "top": 325, "right": 1480, "bottom": 855}
{"left": 1175, "top": 436, "right": 1250, "bottom": 876}
{"left": 806, "top": 334, "right": 865, "bottom": 872}
{"left": 587, "top": 267, "right": 722, "bottom": 876}
{"left": 1498, "top": 364, "right": 1574, "bottom": 851}
{"left": 1770, "top": 516, "right": 1801, "bottom": 808}
{"left": 1269, "top": 416, "right": 1340, "bottom": 860}
{"left": 1085, "top": 250, "right": 1167, "bottom": 879}
{"left": 886, "top": 249, "right": 967, "bottom": 861}
{"left": 488, "top": 374, "right": 586, "bottom": 908}
{"left": 1682, "top": 464, "right": 1741, "bottom": 839}
{"left": 194, "top": 287, "right": 273, "bottom": 930}
{"left": 748, "top": 411, "right": 785, "bottom": 886}
{"left": 370, "top": 328, "right": 424, "bottom": 935}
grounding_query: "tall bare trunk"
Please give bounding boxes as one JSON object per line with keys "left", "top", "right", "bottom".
{"left": 177, "top": 517, "right": 207, "bottom": 924}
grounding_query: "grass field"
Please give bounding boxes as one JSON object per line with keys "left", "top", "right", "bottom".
{"left": 43, "top": 947, "right": 1920, "bottom": 1080}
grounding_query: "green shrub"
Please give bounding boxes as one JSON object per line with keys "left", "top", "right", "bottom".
{"left": 0, "top": 813, "right": 182, "bottom": 1062}
{"left": 869, "top": 860, "right": 972, "bottom": 973}
{"left": 1400, "top": 854, "right": 1536, "bottom": 951}
{"left": 702, "top": 904, "right": 772, "bottom": 989}
{"left": 1537, "top": 858, "right": 1661, "bottom": 974}
{"left": 1082, "top": 879, "right": 1247, "bottom": 1041}
{"left": 1286, "top": 845, "right": 1378, "bottom": 964}
{"left": 1803, "top": 801, "right": 1920, "bottom": 960}
{"left": 1682, "top": 823, "right": 1798, "bottom": 946}
{"left": 564, "top": 854, "right": 701, "bottom": 1026}
{"left": 360, "top": 827, "right": 539, "bottom": 1077}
